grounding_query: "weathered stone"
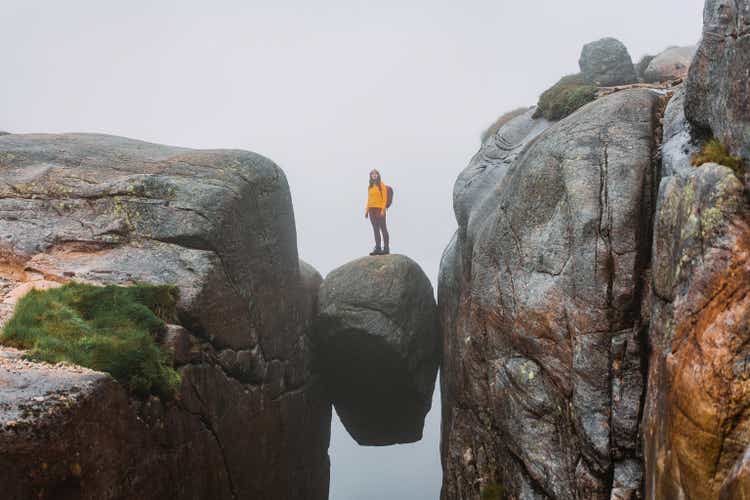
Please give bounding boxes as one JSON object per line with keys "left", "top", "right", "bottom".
{"left": 440, "top": 90, "right": 659, "bottom": 499}
{"left": 0, "top": 347, "right": 234, "bottom": 500}
{"left": 314, "top": 254, "right": 439, "bottom": 446}
{"left": 661, "top": 84, "right": 700, "bottom": 178}
{"left": 643, "top": 45, "right": 696, "bottom": 83}
{"left": 454, "top": 108, "right": 551, "bottom": 231}
{"left": 686, "top": 0, "right": 750, "bottom": 164}
{"left": 643, "top": 163, "right": 750, "bottom": 499}
{"left": 641, "top": 6, "right": 750, "bottom": 494}
{"left": 163, "top": 324, "right": 195, "bottom": 365}
{"left": 579, "top": 37, "right": 638, "bottom": 86}
{"left": 721, "top": 446, "right": 750, "bottom": 499}
{"left": 0, "top": 133, "right": 331, "bottom": 499}
{"left": 611, "top": 459, "right": 643, "bottom": 500}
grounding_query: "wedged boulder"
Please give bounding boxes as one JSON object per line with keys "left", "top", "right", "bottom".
{"left": 0, "top": 133, "right": 331, "bottom": 500}
{"left": 642, "top": 163, "right": 750, "bottom": 499}
{"left": 440, "top": 89, "right": 661, "bottom": 499}
{"left": 313, "top": 254, "right": 439, "bottom": 446}
{"left": 686, "top": 0, "right": 750, "bottom": 163}
{"left": 643, "top": 45, "right": 696, "bottom": 83}
{"left": 579, "top": 37, "right": 637, "bottom": 86}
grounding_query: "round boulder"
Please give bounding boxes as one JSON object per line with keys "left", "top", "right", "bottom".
{"left": 579, "top": 37, "right": 637, "bottom": 86}
{"left": 313, "top": 254, "right": 439, "bottom": 446}
{"left": 643, "top": 45, "right": 696, "bottom": 83}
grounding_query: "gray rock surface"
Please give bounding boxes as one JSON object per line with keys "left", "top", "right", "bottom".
{"left": 440, "top": 90, "right": 660, "bottom": 499}
{"left": 721, "top": 446, "right": 750, "bottom": 499}
{"left": 686, "top": 0, "right": 750, "bottom": 164}
{"left": 643, "top": 45, "right": 696, "bottom": 83}
{"left": 454, "top": 108, "right": 551, "bottom": 231}
{"left": 579, "top": 37, "right": 638, "bottom": 86}
{"left": 661, "top": 85, "right": 700, "bottom": 177}
{"left": 0, "top": 133, "right": 331, "bottom": 500}
{"left": 314, "top": 254, "right": 439, "bottom": 446}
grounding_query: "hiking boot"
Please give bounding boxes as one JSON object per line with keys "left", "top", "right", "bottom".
{"left": 382, "top": 247, "right": 390, "bottom": 255}
{"left": 370, "top": 247, "right": 382, "bottom": 256}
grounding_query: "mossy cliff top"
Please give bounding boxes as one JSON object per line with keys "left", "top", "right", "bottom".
{"left": 1, "top": 282, "right": 180, "bottom": 399}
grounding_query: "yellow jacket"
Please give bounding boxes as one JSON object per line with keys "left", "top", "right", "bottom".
{"left": 366, "top": 183, "right": 389, "bottom": 211}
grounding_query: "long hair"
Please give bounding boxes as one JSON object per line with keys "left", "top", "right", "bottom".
{"left": 369, "top": 169, "right": 382, "bottom": 192}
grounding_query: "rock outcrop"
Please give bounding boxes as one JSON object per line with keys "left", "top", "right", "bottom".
{"left": 642, "top": 162, "right": 750, "bottom": 499}
{"left": 313, "top": 255, "right": 439, "bottom": 446}
{"left": 579, "top": 37, "right": 638, "bottom": 86}
{"left": 0, "top": 134, "right": 331, "bottom": 499}
{"left": 440, "top": 89, "right": 660, "bottom": 499}
{"left": 643, "top": 45, "right": 696, "bottom": 83}
{"left": 640, "top": 1, "right": 750, "bottom": 497}
{"left": 686, "top": 0, "right": 750, "bottom": 164}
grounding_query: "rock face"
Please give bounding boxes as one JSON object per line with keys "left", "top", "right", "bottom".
{"left": 642, "top": 162, "right": 750, "bottom": 499}
{"left": 640, "top": 1, "right": 750, "bottom": 496}
{"left": 313, "top": 255, "right": 439, "bottom": 446}
{"left": 643, "top": 45, "right": 696, "bottom": 83}
{"left": 0, "top": 134, "right": 331, "bottom": 499}
{"left": 579, "top": 37, "right": 638, "bottom": 86}
{"left": 661, "top": 84, "right": 700, "bottom": 178}
{"left": 440, "top": 89, "right": 660, "bottom": 499}
{"left": 686, "top": 0, "right": 750, "bottom": 163}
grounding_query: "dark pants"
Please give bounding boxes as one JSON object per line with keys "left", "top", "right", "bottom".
{"left": 368, "top": 208, "right": 389, "bottom": 249}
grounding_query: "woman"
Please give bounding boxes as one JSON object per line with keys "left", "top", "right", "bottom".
{"left": 365, "top": 169, "right": 390, "bottom": 255}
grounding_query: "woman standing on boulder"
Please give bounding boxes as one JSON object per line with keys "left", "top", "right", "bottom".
{"left": 365, "top": 169, "right": 390, "bottom": 255}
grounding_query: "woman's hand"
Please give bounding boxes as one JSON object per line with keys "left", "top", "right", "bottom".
{"left": 365, "top": 210, "right": 369, "bottom": 219}
{"left": 381, "top": 208, "right": 386, "bottom": 216}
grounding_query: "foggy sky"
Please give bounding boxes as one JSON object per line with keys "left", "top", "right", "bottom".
{"left": 3, "top": 1, "right": 703, "bottom": 498}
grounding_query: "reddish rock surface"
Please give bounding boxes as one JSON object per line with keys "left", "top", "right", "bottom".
{"left": 643, "top": 163, "right": 750, "bottom": 499}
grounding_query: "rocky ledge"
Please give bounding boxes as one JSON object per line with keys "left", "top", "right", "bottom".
{"left": 0, "top": 133, "right": 331, "bottom": 500}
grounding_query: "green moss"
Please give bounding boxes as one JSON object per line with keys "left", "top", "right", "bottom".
{"left": 481, "top": 483, "right": 506, "bottom": 500}
{"left": 692, "top": 138, "right": 743, "bottom": 176}
{"left": 533, "top": 74, "right": 597, "bottom": 121}
{"left": 481, "top": 107, "right": 530, "bottom": 143}
{"left": 1, "top": 282, "right": 181, "bottom": 399}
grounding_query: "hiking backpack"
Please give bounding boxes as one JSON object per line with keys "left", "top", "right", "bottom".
{"left": 386, "top": 186, "right": 394, "bottom": 208}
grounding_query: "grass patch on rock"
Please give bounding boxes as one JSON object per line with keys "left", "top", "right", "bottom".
{"left": 1, "top": 282, "right": 181, "bottom": 399}
{"left": 533, "top": 74, "right": 597, "bottom": 121}
{"left": 692, "top": 138, "right": 743, "bottom": 176}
